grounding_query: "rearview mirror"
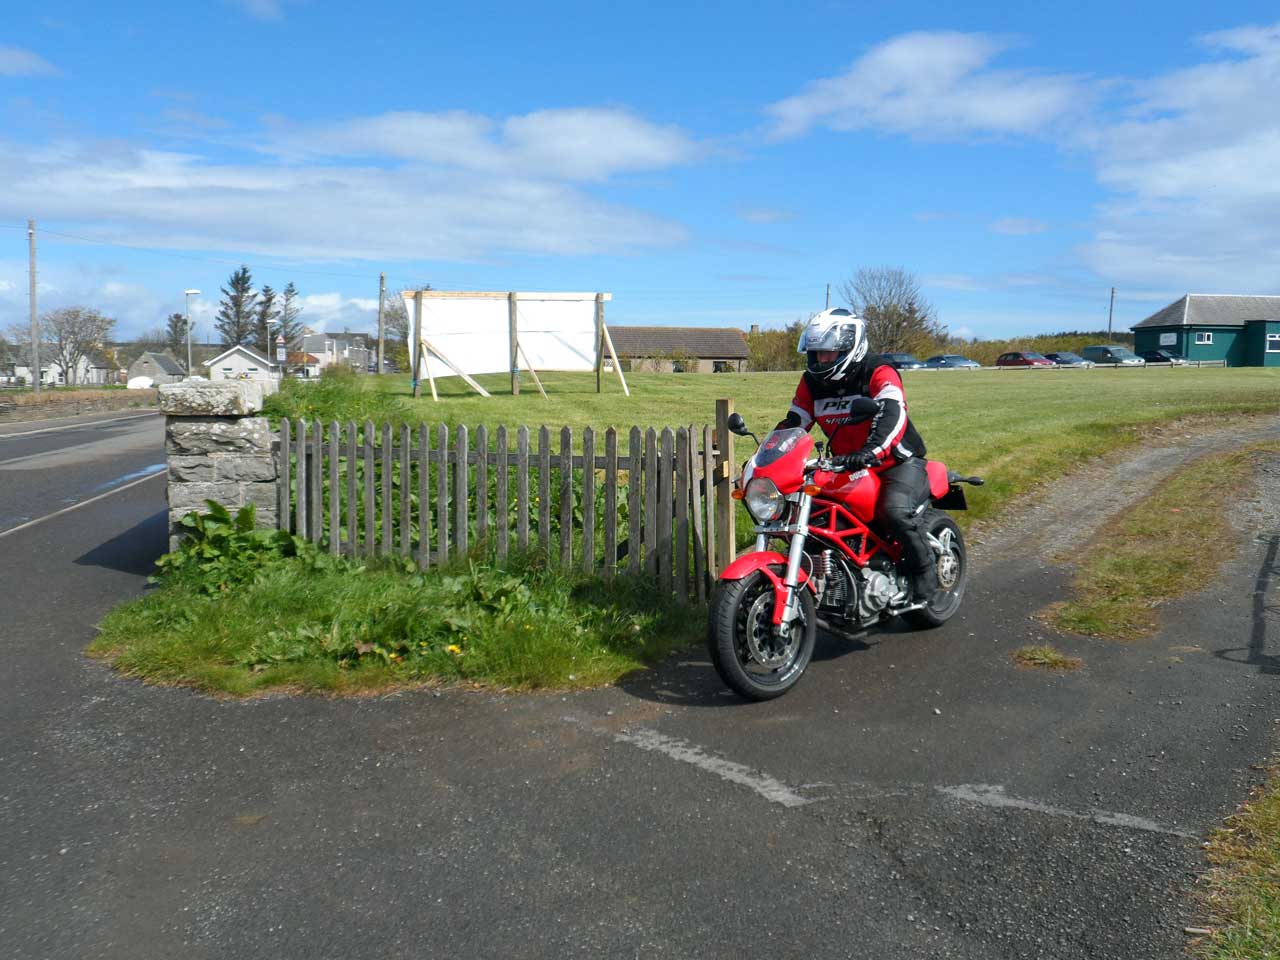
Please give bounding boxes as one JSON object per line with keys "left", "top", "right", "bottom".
{"left": 726, "top": 413, "right": 750, "bottom": 436}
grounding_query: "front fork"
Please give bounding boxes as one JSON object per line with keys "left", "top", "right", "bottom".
{"left": 775, "top": 492, "right": 813, "bottom": 635}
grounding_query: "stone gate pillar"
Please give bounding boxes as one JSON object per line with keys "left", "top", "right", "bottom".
{"left": 159, "top": 380, "right": 279, "bottom": 550}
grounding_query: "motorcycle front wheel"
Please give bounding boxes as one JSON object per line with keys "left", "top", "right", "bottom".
{"left": 707, "top": 568, "right": 817, "bottom": 701}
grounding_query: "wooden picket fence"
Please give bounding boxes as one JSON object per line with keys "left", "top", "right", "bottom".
{"left": 274, "top": 404, "right": 739, "bottom": 605}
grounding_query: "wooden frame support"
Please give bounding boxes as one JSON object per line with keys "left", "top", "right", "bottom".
{"left": 516, "top": 341, "right": 548, "bottom": 399}
{"left": 508, "top": 291, "right": 519, "bottom": 397}
{"left": 421, "top": 337, "right": 491, "bottom": 397}
{"left": 595, "top": 293, "right": 604, "bottom": 393}
{"left": 599, "top": 309, "right": 629, "bottom": 397}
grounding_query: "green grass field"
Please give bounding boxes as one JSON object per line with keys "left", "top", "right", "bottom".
{"left": 267, "top": 367, "right": 1280, "bottom": 526}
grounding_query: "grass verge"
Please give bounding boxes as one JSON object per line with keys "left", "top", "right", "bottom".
{"left": 89, "top": 506, "right": 700, "bottom": 696}
{"left": 1197, "top": 771, "right": 1280, "bottom": 958}
{"left": 1047, "top": 442, "right": 1280, "bottom": 640}
{"left": 1012, "top": 645, "right": 1081, "bottom": 671}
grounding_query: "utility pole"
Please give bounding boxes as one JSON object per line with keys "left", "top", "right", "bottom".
{"left": 377, "top": 273, "right": 385, "bottom": 375}
{"left": 825, "top": 283, "right": 830, "bottom": 310}
{"left": 1108, "top": 286, "right": 1116, "bottom": 339}
{"left": 28, "top": 219, "right": 40, "bottom": 395}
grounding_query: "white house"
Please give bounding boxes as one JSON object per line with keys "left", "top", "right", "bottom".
{"left": 11, "top": 351, "right": 113, "bottom": 386}
{"left": 203, "top": 345, "right": 279, "bottom": 382}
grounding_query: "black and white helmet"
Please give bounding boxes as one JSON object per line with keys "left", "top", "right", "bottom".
{"left": 797, "top": 308, "right": 868, "bottom": 382}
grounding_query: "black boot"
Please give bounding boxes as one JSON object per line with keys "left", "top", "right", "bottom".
{"left": 913, "top": 562, "right": 943, "bottom": 607}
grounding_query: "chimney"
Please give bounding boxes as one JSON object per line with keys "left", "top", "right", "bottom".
{"left": 749, "top": 324, "right": 761, "bottom": 336}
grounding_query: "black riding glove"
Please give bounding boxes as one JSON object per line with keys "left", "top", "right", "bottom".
{"left": 836, "top": 449, "right": 878, "bottom": 471}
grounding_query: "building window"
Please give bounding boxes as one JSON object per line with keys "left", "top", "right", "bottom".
{"left": 1267, "top": 334, "right": 1280, "bottom": 353}
{"left": 1195, "top": 331, "right": 1213, "bottom": 345}
{"left": 222, "top": 367, "right": 233, "bottom": 374}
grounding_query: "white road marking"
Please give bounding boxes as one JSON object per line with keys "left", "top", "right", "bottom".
{"left": 938, "top": 783, "right": 1198, "bottom": 838}
{"left": 569, "top": 716, "right": 810, "bottom": 808}
{"left": 0, "top": 470, "right": 166, "bottom": 540}
{"left": 0, "top": 412, "right": 157, "bottom": 440}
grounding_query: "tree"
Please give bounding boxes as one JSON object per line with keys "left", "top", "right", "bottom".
{"left": 164, "top": 313, "right": 189, "bottom": 370}
{"left": 840, "top": 266, "right": 946, "bottom": 356}
{"left": 215, "top": 265, "right": 258, "bottom": 347}
{"left": 117, "top": 328, "right": 169, "bottom": 370}
{"left": 41, "top": 306, "right": 116, "bottom": 385}
{"left": 277, "top": 282, "right": 304, "bottom": 348}
{"left": 252, "top": 284, "right": 278, "bottom": 356}
{"left": 746, "top": 319, "right": 806, "bottom": 371}
{"left": 382, "top": 284, "right": 430, "bottom": 372}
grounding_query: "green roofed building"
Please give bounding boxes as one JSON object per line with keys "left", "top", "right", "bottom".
{"left": 1132, "top": 294, "right": 1280, "bottom": 367}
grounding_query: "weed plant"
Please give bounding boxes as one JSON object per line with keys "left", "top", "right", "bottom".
{"left": 90, "top": 502, "right": 699, "bottom": 695}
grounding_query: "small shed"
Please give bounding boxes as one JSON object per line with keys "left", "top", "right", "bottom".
{"left": 607, "top": 326, "right": 749, "bottom": 373}
{"left": 128, "top": 351, "right": 186, "bottom": 385}
{"left": 1133, "top": 295, "right": 1280, "bottom": 366}
{"left": 204, "top": 345, "right": 278, "bottom": 381}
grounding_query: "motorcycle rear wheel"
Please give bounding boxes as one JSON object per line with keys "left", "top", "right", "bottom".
{"left": 707, "top": 568, "right": 817, "bottom": 701}
{"left": 902, "top": 510, "right": 967, "bottom": 629}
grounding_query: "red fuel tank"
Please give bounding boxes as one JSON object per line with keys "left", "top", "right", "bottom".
{"left": 813, "top": 468, "right": 880, "bottom": 524}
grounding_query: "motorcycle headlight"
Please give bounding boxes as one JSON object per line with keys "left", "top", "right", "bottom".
{"left": 744, "top": 478, "right": 786, "bottom": 523}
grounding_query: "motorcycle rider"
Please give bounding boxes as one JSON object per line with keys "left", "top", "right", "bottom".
{"left": 775, "top": 308, "right": 941, "bottom": 604}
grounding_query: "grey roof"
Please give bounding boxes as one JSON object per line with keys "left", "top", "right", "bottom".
{"left": 204, "top": 344, "right": 274, "bottom": 367}
{"left": 131, "top": 351, "right": 185, "bottom": 376}
{"left": 607, "top": 326, "right": 749, "bottom": 359}
{"left": 1133, "top": 294, "right": 1280, "bottom": 329}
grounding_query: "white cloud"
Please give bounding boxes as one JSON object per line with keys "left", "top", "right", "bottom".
{"left": 0, "top": 45, "right": 58, "bottom": 77}
{"left": 229, "top": 0, "right": 289, "bottom": 20}
{"left": 737, "top": 206, "right": 794, "bottom": 224}
{"left": 989, "top": 217, "right": 1048, "bottom": 235}
{"left": 767, "top": 31, "right": 1086, "bottom": 140}
{"left": 1078, "top": 21, "right": 1280, "bottom": 290}
{"left": 264, "top": 107, "right": 699, "bottom": 182}
{"left": 0, "top": 108, "right": 692, "bottom": 263}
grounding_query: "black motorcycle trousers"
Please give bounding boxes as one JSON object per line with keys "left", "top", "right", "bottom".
{"left": 876, "top": 457, "right": 934, "bottom": 575}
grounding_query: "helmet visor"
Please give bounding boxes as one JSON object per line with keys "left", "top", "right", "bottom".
{"left": 798, "top": 321, "right": 861, "bottom": 354}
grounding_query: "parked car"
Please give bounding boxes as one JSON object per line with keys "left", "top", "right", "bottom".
{"left": 1081, "top": 345, "right": 1146, "bottom": 366}
{"left": 1043, "top": 351, "right": 1093, "bottom": 367}
{"left": 996, "top": 351, "right": 1054, "bottom": 367}
{"left": 1138, "top": 349, "right": 1187, "bottom": 365}
{"left": 876, "top": 352, "right": 925, "bottom": 370}
{"left": 924, "top": 354, "right": 981, "bottom": 370}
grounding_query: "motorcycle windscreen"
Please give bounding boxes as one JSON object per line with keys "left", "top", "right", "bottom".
{"left": 753, "top": 428, "right": 808, "bottom": 468}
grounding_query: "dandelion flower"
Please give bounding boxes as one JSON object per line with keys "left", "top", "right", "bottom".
{"left": 446, "top": 644, "right": 463, "bottom": 656}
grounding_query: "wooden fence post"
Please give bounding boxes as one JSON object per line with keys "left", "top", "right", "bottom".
{"left": 516, "top": 426, "right": 530, "bottom": 552}
{"left": 644, "top": 428, "right": 658, "bottom": 576}
{"left": 455, "top": 425, "right": 469, "bottom": 557}
{"left": 538, "top": 427, "right": 551, "bottom": 562}
{"left": 628, "top": 427, "right": 642, "bottom": 576}
{"left": 380, "top": 423, "right": 393, "bottom": 554}
{"left": 295, "top": 418, "right": 307, "bottom": 539}
{"left": 417, "top": 423, "right": 430, "bottom": 569}
{"left": 363, "top": 419, "right": 375, "bottom": 556}
{"left": 476, "top": 424, "right": 489, "bottom": 545}
{"left": 714, "top": 399, "right": 736, "bottom": 573}
{"left": 278, "top": 419, "right": 291, "bottom": 532}
{"left": 559, "top": 426, "right": 573, "bottom": 567}
{"left": 703, "top": 424, "right": 717, "bottom": 579}
{"left": 436, "top": 423, "right": 449, "bottom": 565}
{"left": 582, "top": 427, "right": 595, "bottom": 574}
{"left": 310, "top": 420, "right": 322, "bottom": 544}
{"left": 675, "top": 427, "right": 689, "bottom": 605}
{"left": 345, "top": 421, "right": 357, "bottom": 555}
{"left": 603, "top": 428, "right": 618, "bottom": 581}
{"left": 689, "top": 424, "right": 706, "bottom": 604}
{"left": 399, "top": 423, "right": 411, "bottom": 558}
{"left": 329, "top": 421, "right": 341, "bottom": 556}
{"left": 496, "top": 425, "right": 509, "bottom": 562}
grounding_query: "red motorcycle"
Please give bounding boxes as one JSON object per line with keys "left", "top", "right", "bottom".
{"left": 707, "top": 407, "right": 983, "bottom": 701}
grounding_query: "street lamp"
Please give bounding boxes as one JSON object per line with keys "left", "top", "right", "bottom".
{"left": 184, "top": 289, "right": 201, "bottom": 376}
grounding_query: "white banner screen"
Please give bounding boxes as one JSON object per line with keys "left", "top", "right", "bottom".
{"left": 406, "top": 292, "right": 606, "bottom": 381}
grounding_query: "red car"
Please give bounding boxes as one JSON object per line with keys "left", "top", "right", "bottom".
{"left": 996, "top": 351, "right": 1054, "bottom": 367}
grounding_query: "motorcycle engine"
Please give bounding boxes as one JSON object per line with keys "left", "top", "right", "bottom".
{"left": 855, "top": 569, "right": 902, "bottom": 619}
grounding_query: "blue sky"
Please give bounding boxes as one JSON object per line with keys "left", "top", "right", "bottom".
{"left": 2, "top": 1, "right": 1279, "bottom": 341}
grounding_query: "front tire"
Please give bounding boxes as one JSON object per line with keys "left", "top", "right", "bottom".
{"left": 902, "top": 510, "right": 967, "bottom": 629}
{"left": 707, "top": 568, "right": 817, "bottom": 701}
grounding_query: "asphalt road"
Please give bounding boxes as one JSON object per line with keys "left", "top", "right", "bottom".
{"left": 2, "top": 415, "right": 1278, "bottom": 959}
{"left": 0, "top": 412, "right": 165, "bottom": 535}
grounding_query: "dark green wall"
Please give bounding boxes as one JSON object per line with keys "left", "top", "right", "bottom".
{"left": 1133, "top": 326, "right": 1244, "bottom": 364}
{"left": 1244, "top": 320, "right": 1280, "bottom": 367}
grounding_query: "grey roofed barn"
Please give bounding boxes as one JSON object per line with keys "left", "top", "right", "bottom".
{"left": 606, "top": 326, "right": 749, "bottom": 359}
{"left": 1133, "top": 294, "right": 1280, "bottom": 328}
